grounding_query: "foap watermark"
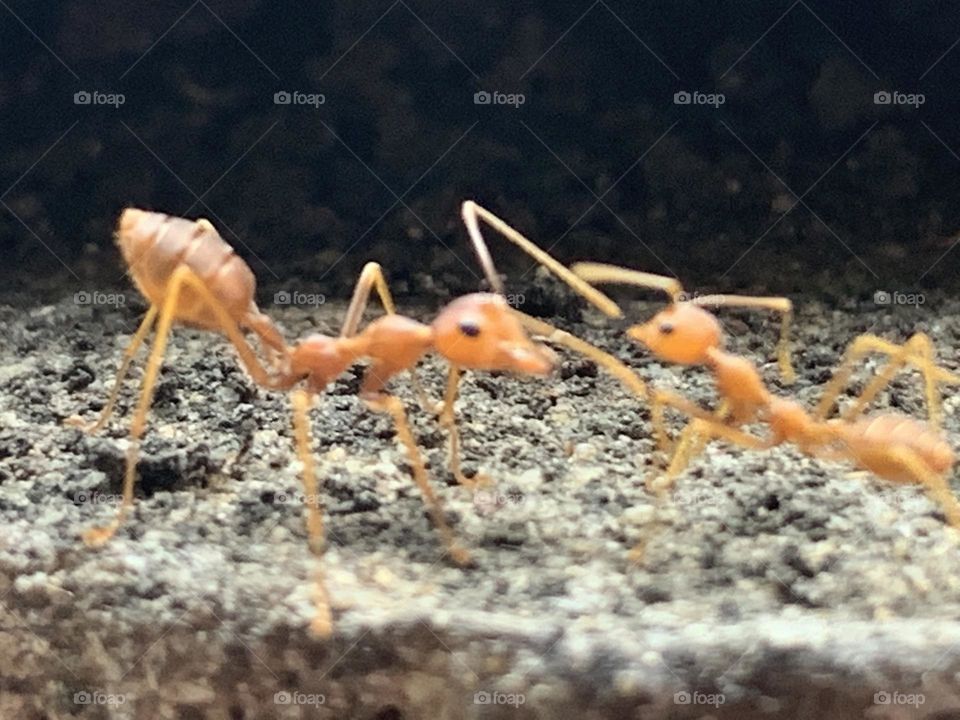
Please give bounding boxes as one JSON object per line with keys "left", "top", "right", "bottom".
{"left": 873, "top": 290, "right": 924, "bottom": 307}
{"left": 874, "top": 90, "right": 924, "bottom": 108}
{"left": 274, "top": 691, "right": 325, "bottom": 706}
{"left": 74, "top": 491, "right": 122, "bottom": 506}
{"left": 473, "top": 691, "right": 525, "bottom": 707}
{"left": 474, "top": 489, "right": 527, "bottom": 514}
{"left": 874, "top": 690, "right": 925, "bottom": 708}
{"left": 269, "top": 491, "right": 324, "bottom": 506}
{"left": 674, "top": 90, "right": 725, "bottom": 108}
{"left": 674, "top": 690, "right": 725, "bottom": 707}
{"left": 273, "top": 90, "right": 325, "bottom": 108}
{"left": 73, "top": 691, "right": 127, "bottom": 706}
{"left": 273, "top": 290, "right": 326, "bottom": 307}
{"left": 670, "top": 486, "right": 723, "bottom": 510}
{"left": 74, "top": 90, "right": 125, "bottom": 108}
{"left": 75, "top": 290, "right": 126, "bottom": 307}
{"left": 474, "top": 90, "right": 525, "bottom": 108}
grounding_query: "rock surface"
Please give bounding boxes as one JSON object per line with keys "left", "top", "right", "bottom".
{"left": 2, "top": 293, "right": 960, "bottom": 718}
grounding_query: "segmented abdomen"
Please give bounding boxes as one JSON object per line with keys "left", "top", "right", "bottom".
{"left": 116, "top": 209, "right": 257, "bottom": 329}
{"left": 840, "top": 414, "right": 954, "bottom": 482}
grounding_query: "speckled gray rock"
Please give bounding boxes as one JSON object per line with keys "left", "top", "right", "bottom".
{"left": 3, "top": 293, "right": 960, "bottom": 719}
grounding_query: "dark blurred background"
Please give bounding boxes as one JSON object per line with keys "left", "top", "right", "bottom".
{"left": 3, "top": 1, "right": 960, "bottom": 300}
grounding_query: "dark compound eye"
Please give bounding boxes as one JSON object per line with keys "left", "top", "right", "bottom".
{"left": 658, "top": 322, "right": 674, "bottom": 335}
{"left": 459, "top": 321, "right": 481, "bottom": 337}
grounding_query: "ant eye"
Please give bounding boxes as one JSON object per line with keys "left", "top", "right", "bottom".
{"left": 659, "top": 322, "right": 674, "bottom": 335}
{"left": 459, "top": 321, "right": 481, "bottom": 337}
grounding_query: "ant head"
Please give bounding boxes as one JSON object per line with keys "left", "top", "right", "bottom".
{"left": 627, "top": 303, "right": 723, "bottom": 365}
{"left": 432, "top": 293, "right": 556, "bottom": 375}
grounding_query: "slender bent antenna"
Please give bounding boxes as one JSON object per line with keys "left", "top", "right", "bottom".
{"left": 461, "top": 200, "right": 623, "bottom": 318}
{"left": 570, "top": 262, "right": 684, "bottom": 303}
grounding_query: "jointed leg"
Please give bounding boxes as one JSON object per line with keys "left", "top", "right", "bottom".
{"left": 340, "top": 262, "right": 434, "bottom": 411}
{"left": 651, "top": 400, "right": 732, "bottom": 494}
{"left": 814, "top": 333, "right": 960, "bottom": 429}
{"left": 83, "top": 266, "right": 280, "bottom": 546}
{"left": 437, "top": 365, "right": 491, "bottom": 490}
{"left": 647, "top": 390, "right": 767, "bottom": 494}
{"left": 887, "top": 448, "right": 960, "bottom": 528}
{"left": 461, "top": 201, "right": 623, "bottom": 318}
{"left": 363, "top": 392, "right": 471, "bottom": 566}
{"left": 181, "top": 272, "right": 287, "bottom": 390}
{"left": 340, "top": 262, "right": 397, "bottom": 338}
{"left": 244, "top": 306, "right": 289, "bottom": 373}
{"left": 291, "top": 390, "right": 326, "bottom": 555}
{"left": 66, "top": 305, "right": 159, "bottom": 433}
{"left": 291, "top": 389, "right": 333, "bottom": 637}
{"left": 83, "top": 271, "right": 185, "bottom": 546}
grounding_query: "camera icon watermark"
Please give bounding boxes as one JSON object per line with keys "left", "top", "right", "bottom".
{"left": 274, "top": 691, "right": 325, "bottom": 706}
{"left": 74, "top": 290, "right": 126, "bottom": 307}
{"left": 473, "top": 489, "right": 527, "bottom": 514}
{"left": 473, "top": 690, "right": 525, "bottom": 707}
{"left": 269, "top": 491, "right": 323, "bottom": 506}
{"left": 74, "top": 491, "right": 122, "bottom": 506}
{"left": 873, "top": 290, "right": 924, "bottom": 307}
{"left": 673, "top": 487, "right": 722, "bottom": 510}
{"left": 273, "top": 290, "right": 326, "bottom": 307}
{"left": 273, "top": 90, "right": 325, "bottom": 108}
{"left": 474, "top": 90, "right": 525, "bottom": 107}
{"left": 673, "top": 690, "right": 725, "bottom": 707}
{"left": 73, "top": 90, "right": 125, "bottom": 108}
{"left": 874, "top": 690, "right": 924, "bottom": 707}
{"left": 873, "top": 90, "right": 924, "bottom": 108}
{"left": 73, "top": 690, "right": 127, "bottom": 706}
{"left": 673, "top": 90, "right": 725, "bottom": 108}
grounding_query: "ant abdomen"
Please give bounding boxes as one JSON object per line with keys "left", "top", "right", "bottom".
{"left": 116, "top": 208, "right": 257, "bottom": 329}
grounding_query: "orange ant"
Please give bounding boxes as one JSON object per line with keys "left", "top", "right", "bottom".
{"left": 568, "top": 267, "right": 960, "bottom": 526}
{"left": 567, "top": 262, "right": 797, "bottom": 484}
{"left": 487, "top": 257, "right": 797, "bottom": 478}
{"left": 513, "top": 254, "right": 960, "bottom": 526}
{"left": 67, "top": 206, "right": 643, "bottom": 636}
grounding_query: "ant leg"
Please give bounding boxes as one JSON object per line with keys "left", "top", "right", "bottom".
{"left": 815, "top": 333, "right": 960, "bottom": 429}
{"left": 648, "top": 389, "right": 771, "bottom": 495}
{"left": 886, "top": 447, "right": 960, "bottom": 527}
{"left": 291, "top": 389, "right": 333, "bottom": 638}
{"left": 82, "top": 272, "right": 187, "bottom": 546}
{"left": 291, "top": 390, "right": 325, "bottom": 554}
{"left": 174, "top": 271, "right": 287, "bottom": 389}
{"left": 690, "top": 294, "right": 795, "bottom": 384}
{"left": 83, "top": 266, "right": 277, "bottom": 546}
{"left": 340, "top": 262, "right": 435, "bottom": 412}
{"left": 244, "top": 305, "right": 289, "bottom": 373}
{"left": 65, "top": 305, "right": 159, "bottom": 433}
{"left": 340, "top": 262, "right": 397, "bottom": 338}
{"left": 437, "top": 365, "right": 492, "bottom": 490}
{"left": 650, "top": 401, "right": 733, "bottom": 494}
{"left": 363, "top": 392, "right": 471, "bottom": 566}
{"left": 461, "top": 201, "right": 623, "bottom": 318}
{"left": 650, "top": 391, "right": 673, "bottom": 455}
